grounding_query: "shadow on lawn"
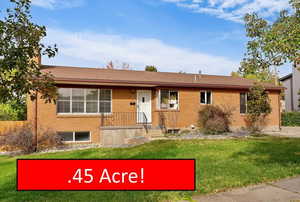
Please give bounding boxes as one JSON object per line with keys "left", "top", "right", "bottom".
{"left": 37, "top": 140, "right": 182, "bottom": 159}
{"left": 0, "top": 179, "right": 189, "bottom": 202}
{"left": 84, "top": 140, "right": 181, "bottom": 159}
{"left": 0, "top": 189, "right": 187, "bottom": 202}
{"left": 0, "top": 140, "right": 190, "bottom": 202}
{"left": 231, "top": 137, "right": 300, "bottom": 167}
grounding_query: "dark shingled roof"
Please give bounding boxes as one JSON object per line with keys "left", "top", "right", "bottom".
{"left": 41, "top": 65, "right": 283, "bottom": 91}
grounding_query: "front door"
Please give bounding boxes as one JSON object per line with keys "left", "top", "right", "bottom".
{"left": 137, "top": 90, "right": 152, "bottom": 123}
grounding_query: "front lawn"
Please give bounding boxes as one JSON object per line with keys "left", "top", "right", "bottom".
{"left": 1, "top": 136, "right": 300, "bottom": 202}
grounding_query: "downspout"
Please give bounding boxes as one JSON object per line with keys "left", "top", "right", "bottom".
{"left": 34, "top": 91, "right": 38, "bottom": 152}
{"left": 291, "top": 77, "right": 294, "bottom": 111}
{"left": 279, "top": 91, "right": 282, "bottom": 131}
{"left": 34, "top": 52, "right": 41, "bottom": 152}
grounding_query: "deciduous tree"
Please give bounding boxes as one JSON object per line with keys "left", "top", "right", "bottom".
{"left": 0, "top": 0, "right": 58, "bottom": 103}
{"left": 238, "top": 0, "right": 300, "bottom": 82}
{"left": 145, "top": 65, "right": 158, "bottom": 72}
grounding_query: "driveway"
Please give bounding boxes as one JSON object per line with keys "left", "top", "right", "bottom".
{"left": 267, "top": 127, "right": 300, "bottom": 138}
{"left": 193, "top": 176, "right": 300, "bottom": 202}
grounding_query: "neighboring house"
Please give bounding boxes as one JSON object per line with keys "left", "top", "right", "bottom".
{"left": 27, "top": 60, "right": 282, "bottom": 146}
{"left": 280, "top": 63, "right": 300, "bottom": 112}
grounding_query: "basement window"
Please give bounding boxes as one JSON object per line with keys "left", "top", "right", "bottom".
{"left": 58, "top": 131, "right": 91, "bottom": 142}
{"left": 58, "top": 132, "right": 73, "bottom": 142}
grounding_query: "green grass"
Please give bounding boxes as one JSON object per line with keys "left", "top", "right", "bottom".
{"left": 1, "top": 136, "right": 300, "bottom": 202}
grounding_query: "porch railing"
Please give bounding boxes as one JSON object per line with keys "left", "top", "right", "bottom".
{"left": 100, "top": 112, "right": 148, "bottom": 128}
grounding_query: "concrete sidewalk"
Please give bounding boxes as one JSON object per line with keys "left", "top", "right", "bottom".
{"left": 266, "top": 127, "right": 300, "bottom": 138}
{"left": 193, "top": 176, "right": 300, "bottom": 202}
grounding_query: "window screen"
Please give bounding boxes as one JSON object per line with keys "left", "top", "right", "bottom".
{"left": 72, "top": 89, "right": 84, "bottom": 113}
{"left": 206, "top": 91, "right": 212, "bottom": 104}
{"left": 58, "top": 131, "right": 90, "bottom": 142}
{"left": 200, "top": 91, "right": 212, "bottom": 104}
{"left": 160, "top": 90, "right": 169, "bottom": 109}
{"left": 159, "top": 90, "right": 179, "bottom": 110}
{"left": 240, "top": 93, "right": 247, "bottom": 114}
{"left": 58, "top": 132, "right": 73, "bottom": 142}
{"left": 86, "top": 89, "right": 98, "bottom": 113}
{"left": 200, "top": 92, "right": 206, "bottom": 104}
{"left": 99, "top": 89, "right": 111, "bottom": 113}
{"left": 75, "top": 132, "right": 90, "bottom": 142}
{"left": 57, "top": 88, "right": 71, "bottom": 113}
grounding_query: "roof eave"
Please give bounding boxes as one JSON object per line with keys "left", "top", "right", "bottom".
{"left": 54, "top": 78, "right": 283, "bottom": 91}
{"left": 279, "top": 73, "right": 293, "bottom": 81}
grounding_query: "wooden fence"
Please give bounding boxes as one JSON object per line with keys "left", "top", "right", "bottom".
{"left": 0, "top": 121, "right": 27, "bottom": 135}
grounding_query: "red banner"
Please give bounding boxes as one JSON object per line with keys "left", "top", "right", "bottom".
{"left": 17, "top": 159, "right": 195, "bottom": 191}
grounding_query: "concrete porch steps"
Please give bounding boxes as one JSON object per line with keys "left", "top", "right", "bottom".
{"left": 101, "top": 127, "right": 165, "bottom": 147}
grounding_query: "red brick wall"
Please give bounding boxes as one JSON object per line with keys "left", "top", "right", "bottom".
{"left": 28, "top": 87, "right": 281, "bottom": 144}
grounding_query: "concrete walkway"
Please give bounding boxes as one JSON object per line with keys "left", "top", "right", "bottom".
{"left": 266, "top": 127, "right": 300, "bottom": 138}
{"left": 193, "top": 176, "right": 300, "bottom": 202}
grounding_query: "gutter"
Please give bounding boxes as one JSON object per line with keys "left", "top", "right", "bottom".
{"left": 279, "top": 73, "right": 293, "bottom": 82}
{"left": 53, "top": 78, "right": 284, "bottom": 91}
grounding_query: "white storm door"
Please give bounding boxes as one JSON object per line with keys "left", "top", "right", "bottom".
{"left": 137, "top": 90, "right": 152, "bottom": 123}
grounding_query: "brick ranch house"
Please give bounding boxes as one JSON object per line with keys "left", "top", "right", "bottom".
{"left": 27, "top": 63, "right": 282, "bottom": 146}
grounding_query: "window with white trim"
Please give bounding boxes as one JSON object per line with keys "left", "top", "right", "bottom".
{"left": 158, "top": 89, "right": 179, "bottom": 110}
{"left": 57, "top": 88, "right": 71, "bottom": 113}
{"left": 99, "top": 89, "right": 112, "bottom": 113}
{"left": 72, "top": 89, "right": 84, "bottom": 113}
{"left": 57, "top": 88, "right": 112, "bottom": 114}
{"left": 200, "top": 91, "right": 212, "bottom": 104}
{"left": 58, "top": 131, "right": 91, "bottom": 142}
{"left": 86, "top": 89, "right": 98, "bottom": 113}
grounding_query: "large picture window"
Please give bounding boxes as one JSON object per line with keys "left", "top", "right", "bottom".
{"left": 86, "top": 89, "right": 99, "bottom": 113}
{"left": 57, "top": 88, "right": 112, "bottom": 114}
{"left": 57, "top": 88, "right": 71, "bottom": 113}
{"left": 159, "top": 89, "right": 179, "bottom": 110}
{"left": 72, "top": 88, "right": 84, "bottom": 113}
{"left": 99, "top": 89, "right": 112, "bottom": 113}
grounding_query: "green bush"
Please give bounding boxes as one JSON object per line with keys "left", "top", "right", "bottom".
{"left": 282, "top": 112, "right": 300, "bottom": 126}
{"left": 198, "top": 105, "right": 233, "bottom": 134}
{"left": 0, "top": 99, "right": 26, "bottom": 121}
{"left": 0, "top": 104, "right": 19, "bottom": 120}
{"left": 246, "top": 84, "right": 272, "bottom": 133}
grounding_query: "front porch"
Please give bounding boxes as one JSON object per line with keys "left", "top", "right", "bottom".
{"left": 99, "top": 111, "right": 180, "bottom": 147}
{"left": 99, "top": 111, "right": 180, "bottom": 130}
{"left": 100, "top": 112, "right": 150, "bottom": 129}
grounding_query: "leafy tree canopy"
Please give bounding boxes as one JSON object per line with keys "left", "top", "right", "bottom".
{"left": 145, "top": 65, "right": 158, "bottom": 72}
{"left": 238, "top": 0, "right": 300, "bottom": 82}
{"left": 0, "top": 98, "right": 26, "bottom": 121}
{"left": 0, "top": 0, "right": 58, "bottom": 103}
